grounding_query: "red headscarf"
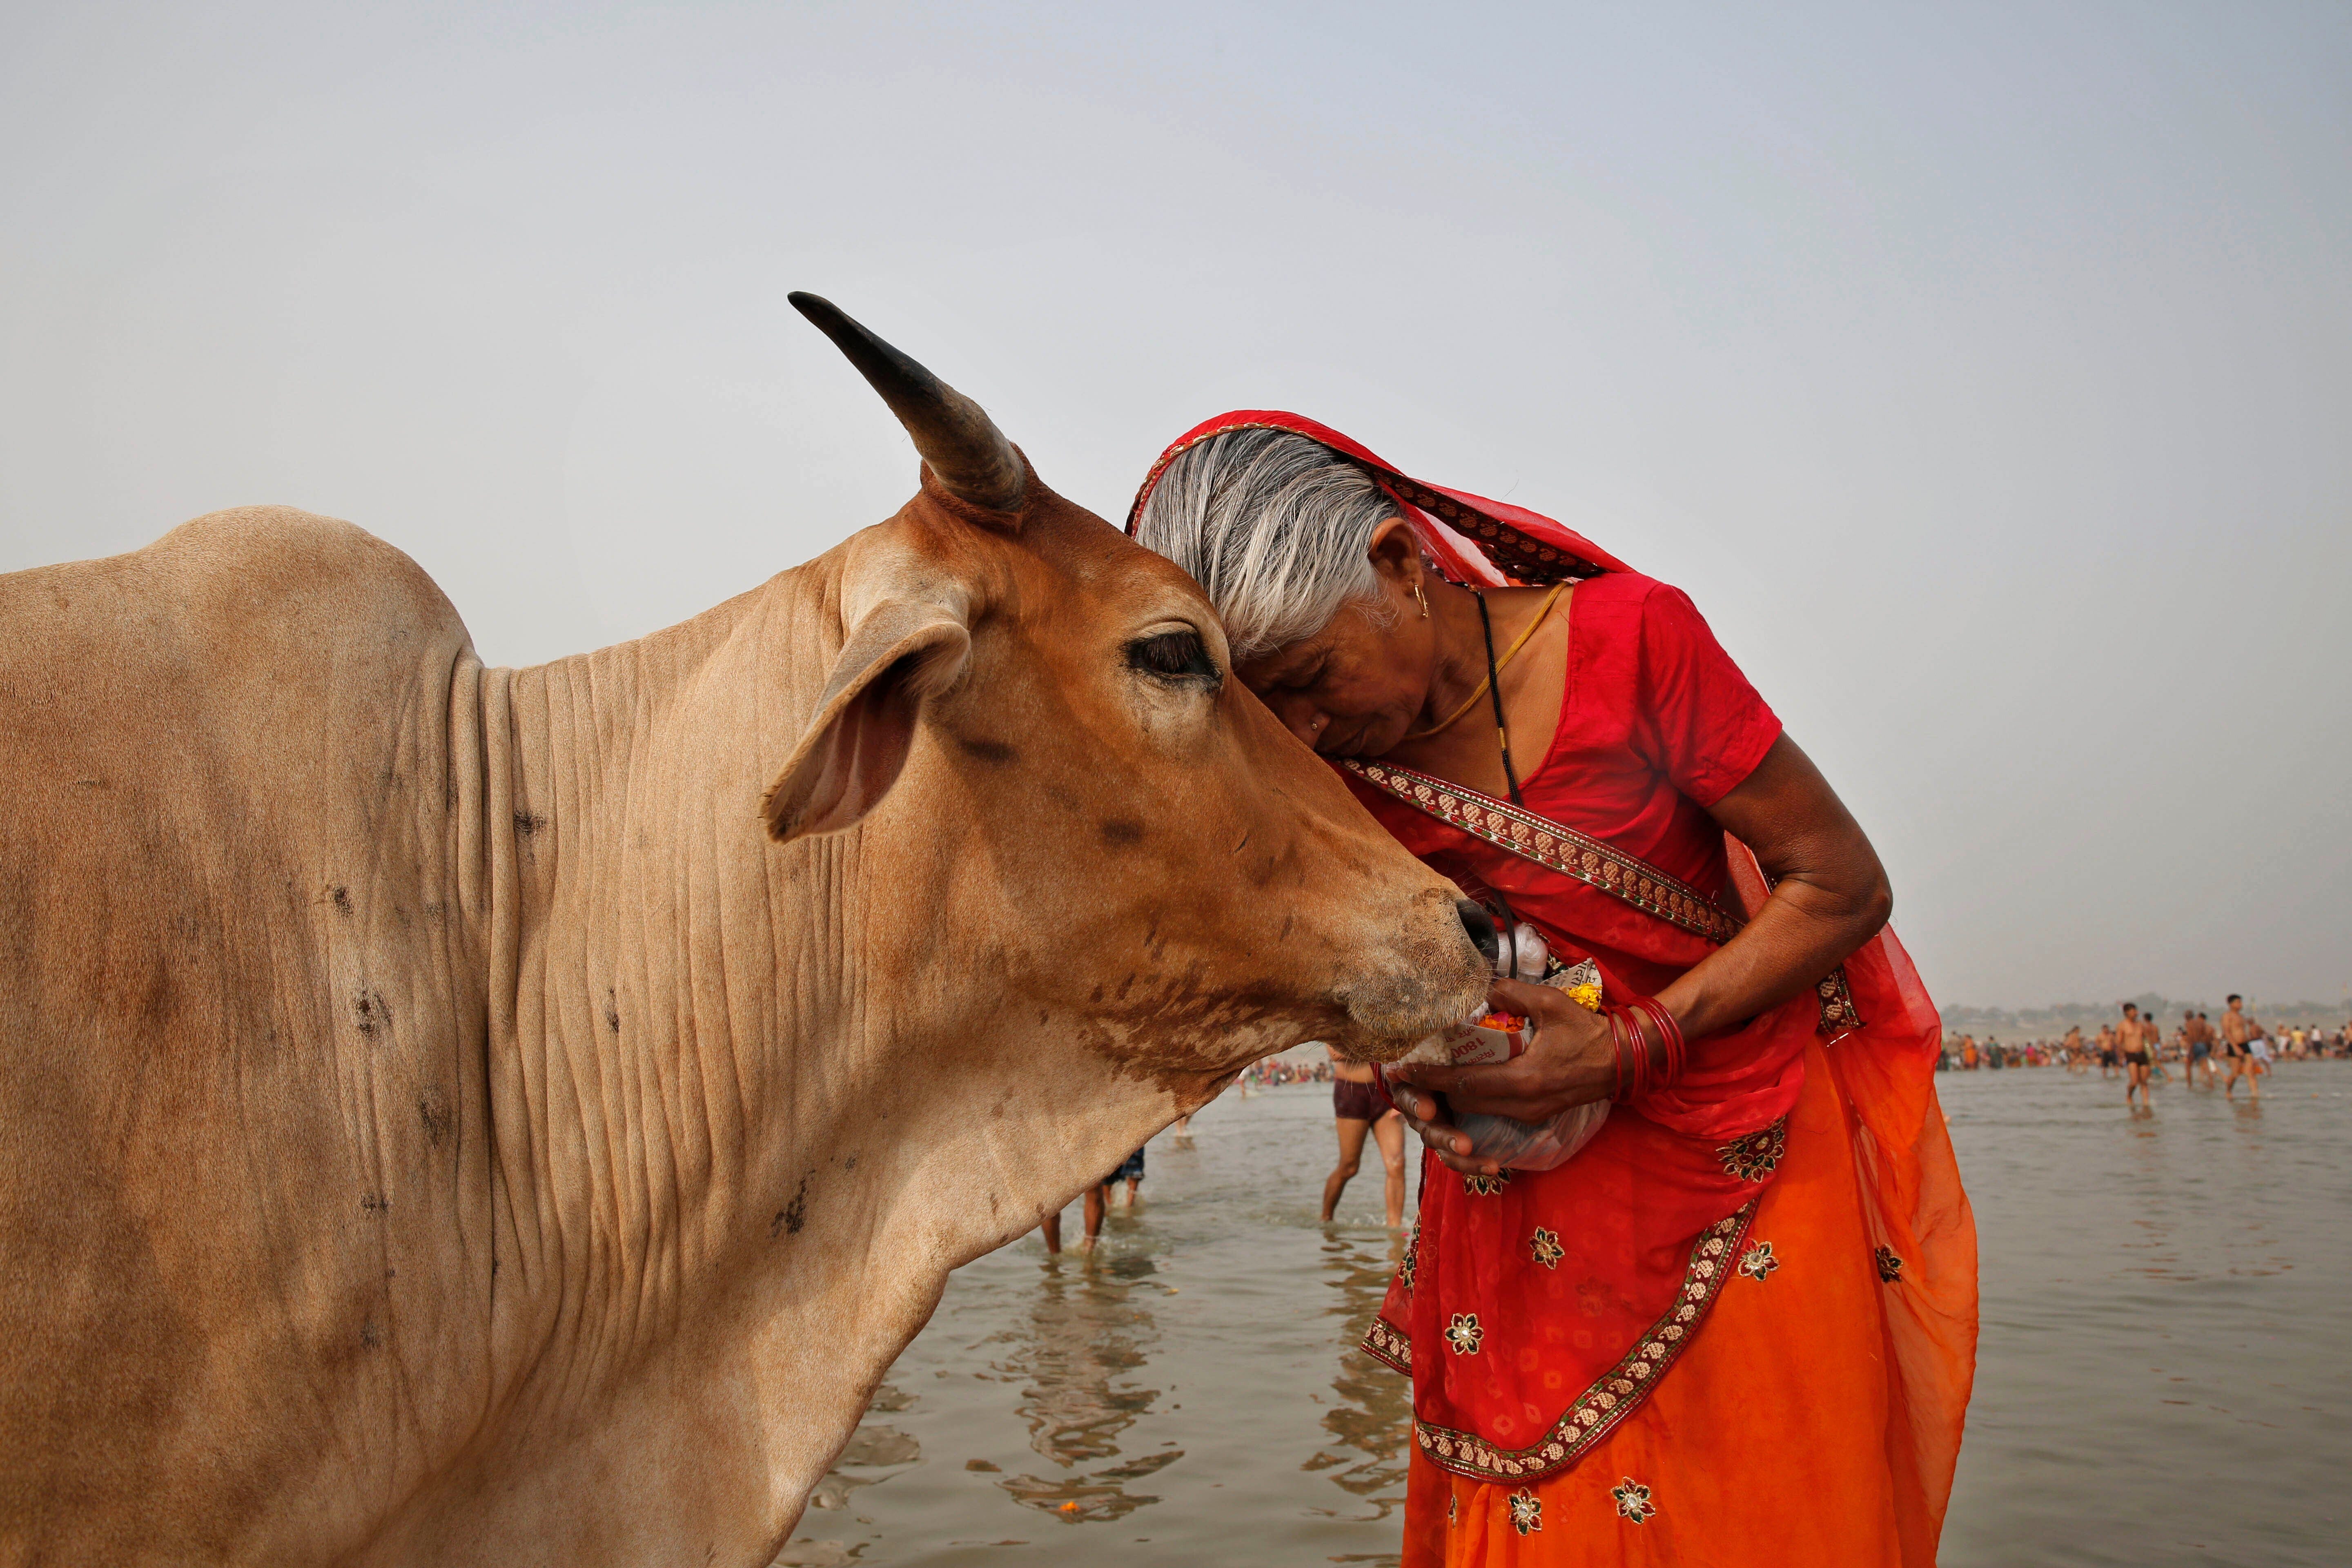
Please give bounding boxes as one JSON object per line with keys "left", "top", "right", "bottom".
{"left": 1125, "top": 410, "right": 1633, "bottom": 588}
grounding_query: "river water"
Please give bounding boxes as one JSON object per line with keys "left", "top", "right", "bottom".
{"left": 775, "top": 1065, "right": 2349, "bottom": 1567}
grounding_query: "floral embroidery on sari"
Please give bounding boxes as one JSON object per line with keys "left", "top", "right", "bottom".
{"left": 1611, "top": 1478, "right": 1657, "bottom": 1523}
{"left": 1410, "top": 1205, "right": 1755, "bottom": 1484}
{"left": 1739, "top": 1241, "right": 1779, "bottom": 1281}
{"left": 1875, "top": 1245, "right": 1905, "bottom": 1283}
{"left": 1530, "top": 1227, "right": 1565, "bottom": 1270}
{"left": 1506, "top": 1489, "right": 1544, "bottom": 1535}
{"left": 1464, "top": 1169, "right": 1513, "bottom": 1197}
{"left": 1445, "top": 1314, "right": 1485, "bottom": 1355}
{"left": 1716, "top": 1119, "right": 1787, "bottom": 1181}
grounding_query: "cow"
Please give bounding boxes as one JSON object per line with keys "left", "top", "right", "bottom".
{"left": 0, "top": 294, "right": 1492, "bottom": 1566}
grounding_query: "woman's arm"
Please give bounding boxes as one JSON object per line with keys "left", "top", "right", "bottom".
{"left": 1391, "top": 735, "right": 1889, "bottom": 1170}
{"left": 1652, "top": 733, "right": 1891, "bottom": 1041}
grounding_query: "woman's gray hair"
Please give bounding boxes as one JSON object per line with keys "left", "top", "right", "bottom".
{"left": 1132, "top": 428, "right": 1400, "bottom": 660}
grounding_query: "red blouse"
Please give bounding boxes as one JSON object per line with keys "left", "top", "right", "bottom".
{"left": 1363, "top": 571, "right": 1782, "bottom": 997}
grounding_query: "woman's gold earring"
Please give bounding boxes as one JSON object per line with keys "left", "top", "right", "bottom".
{"left": 1414, "top": 580, "right": 1429, "bottom": 619}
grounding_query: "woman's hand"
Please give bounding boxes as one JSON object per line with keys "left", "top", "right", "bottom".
{"left": 1389, "top": 1082, "right": 1491, "bottom": 1176}
{"left": 1387, "top": 977, "right": 1618, "bottom": 1174}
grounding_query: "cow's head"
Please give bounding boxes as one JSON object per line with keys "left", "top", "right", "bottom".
{"left": 766, "top": 295, "right": 1491, "bottom": 1084}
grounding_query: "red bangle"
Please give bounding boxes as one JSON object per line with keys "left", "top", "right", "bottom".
{"left": 1631, "top": 997, "right": 1688, "bottom": 1089}
{"left": 1608, "top": 1004, "right": 1648, "bottom": 1101}
{"left": 1607, "top": 997, "right": 1688, "bottom": 1101}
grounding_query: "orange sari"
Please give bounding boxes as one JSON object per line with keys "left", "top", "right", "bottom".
{"left": 1403, "top": 1017, "right": 1976, "bottom": 1566}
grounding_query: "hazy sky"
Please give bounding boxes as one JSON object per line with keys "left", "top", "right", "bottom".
{"left": 4, "top": 2, "right": 2346, "bottom": 1009}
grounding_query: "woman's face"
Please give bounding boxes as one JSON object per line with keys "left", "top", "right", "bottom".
{"left": 1235, "top": 523, "right": 1435, "bottom": 757}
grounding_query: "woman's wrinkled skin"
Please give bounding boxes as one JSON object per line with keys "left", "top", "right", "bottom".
{"left": 1233, "top": 519, "right": 1894, "bottom": 1176}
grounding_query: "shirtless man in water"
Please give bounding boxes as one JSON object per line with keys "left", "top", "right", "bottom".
{"left": 2220, "top": 994, "right": 2263, "bottom": 1100}
{"left": 1323, "top": 1046, "right": 1407, "bottom": 1227}
{"left": 2183, "top": 1009, "right": 2217, "bottom": 1088}
{"left": 2118, "top": 1003, "right": 2156, "bottom": 1108}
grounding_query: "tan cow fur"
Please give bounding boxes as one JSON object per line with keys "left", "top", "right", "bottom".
{"left": 0, "top": 466, "right": 1485, "bottom": 1565}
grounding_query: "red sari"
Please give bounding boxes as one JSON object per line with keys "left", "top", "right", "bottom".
{"left": 1131, "top": 414, "right": 1977, "bottom": 1566}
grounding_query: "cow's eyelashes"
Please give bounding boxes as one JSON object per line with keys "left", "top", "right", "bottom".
{"left": 1127, "top": 630, "right": 1221, "bottom": 686}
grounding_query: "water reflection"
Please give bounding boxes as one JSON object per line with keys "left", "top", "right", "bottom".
{"left": 802, "top": 1381, "right": 919, "bottom": 1518}
{"left": 993, "top": 1250, "right": 1179, "bottom": 1523}
{"left": 1309, "top": 1230, "right": 1414, "bottom": 1520}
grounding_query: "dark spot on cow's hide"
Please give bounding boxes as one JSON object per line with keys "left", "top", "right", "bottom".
{"left": 360, "top": 1322, "right": 382, "bottom": 1349}
{"left": 842, "top": 1156, "right": 858, "bottom": 1172}
{"left": 957, "top": 735, "right": 1017, "bottom": 765}
{"left": 1099, "top": 817, "right": 1145, "bottom": 847}
{"left": 332, "top": 886, "right": 353, "bottom": 915}
{"left": 361, "top": 1191, "right": 390, "bottom": 1213}
{"left": 354, "top": 990, "right": 387, "bottom": 1036}
{"left": 781, "top": 1174, "right": 810, "bottom": 1236}
{"left": 604, "top": 989, "right": 621, "bottom": 1035}
{"left": 418, "top": 1085, "right": 453, "bottom": 1148}
{"left": 513, "top": 811, "right": 547, "bottom": 837}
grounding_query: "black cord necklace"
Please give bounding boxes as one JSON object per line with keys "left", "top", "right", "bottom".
{"left": 1472, "top": 588, "right": 1525, "bottom": 807}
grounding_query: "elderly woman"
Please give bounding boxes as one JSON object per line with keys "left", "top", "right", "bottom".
{"left": 1130, "top": 413, "right": 1976, "bottom": 1568}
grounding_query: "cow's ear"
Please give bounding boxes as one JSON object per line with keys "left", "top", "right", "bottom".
{"left": 763, "top": 598, "right": 972, "bottom": 843}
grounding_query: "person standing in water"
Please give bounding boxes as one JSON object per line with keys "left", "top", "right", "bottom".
{"left": 2183, "top": 1010, "right": 2216, "bottom": 1089}
{"left": 1039, "top": 1148, "right": 1147, "bottom": 1254}
{"left": 1324, "top": 1045, "right": 1409, "bottom": 1228}
{"left": 2118, "top": 1003, "right": 2155, "bottom": 1109}
{"left": 2220, "top": 995, "right": 2263, "bottom": 1101}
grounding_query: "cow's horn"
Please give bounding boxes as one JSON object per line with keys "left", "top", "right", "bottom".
{"left": 788, "top": 292, "right": 1025, "bottom": 512}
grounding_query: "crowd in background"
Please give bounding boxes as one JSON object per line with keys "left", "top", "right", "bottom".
{"left": 1942, "top": 1020, "right": 2350, "bottom": 1071}
{"left": 1238, "top": 1056, "right": 1336, "bottom": 1089}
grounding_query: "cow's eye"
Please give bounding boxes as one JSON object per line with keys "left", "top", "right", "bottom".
{"left": 1127, "top": 629, "right": 1221, "bottom": 685}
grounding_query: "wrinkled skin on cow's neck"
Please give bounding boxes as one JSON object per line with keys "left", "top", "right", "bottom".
{"left": 0, "top": 477, "right": 1483, "bottom": 1565}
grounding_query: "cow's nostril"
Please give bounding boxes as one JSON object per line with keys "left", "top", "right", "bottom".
{"left": 1454, "top": 899, "right": 1499, "bottom": 973}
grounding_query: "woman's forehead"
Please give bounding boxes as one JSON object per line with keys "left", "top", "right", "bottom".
{"left": 1236, "top": 631, "right": 1332, "bottom": 688}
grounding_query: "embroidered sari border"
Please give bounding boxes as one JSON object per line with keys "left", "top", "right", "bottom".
{"left": 1361, "top": 1314, "right": 1413, "bottom": 1375}
{"left": 1378, "top": 474, "right": 1608, "bottom": 585}
{"left": 1408, "top": 1203, "right": 1758, "bottom": 1486}
{"left": 1342, "top": 760, "right": 1745, "bottom": 944}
